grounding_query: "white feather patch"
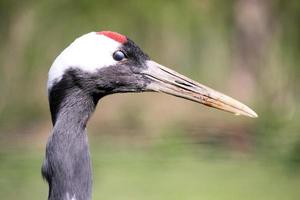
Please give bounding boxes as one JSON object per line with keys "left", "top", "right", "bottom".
{"left": 66, "top": 192, "right": 76, "bottom": 200}
{"left": 47, "top": 32, "right": 121, "bottom": 89}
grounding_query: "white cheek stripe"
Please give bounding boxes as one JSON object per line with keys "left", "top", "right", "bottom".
{"left": 47, "top": 32, "right": 121, "bottom": 89}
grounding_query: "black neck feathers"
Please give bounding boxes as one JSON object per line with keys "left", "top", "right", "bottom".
{"left": 43, "top": 73, "right": 97, "bottom": 200}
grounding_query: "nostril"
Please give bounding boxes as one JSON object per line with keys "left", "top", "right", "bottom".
{"left": 175, "top": 80, "right": 193, "bottom": 87}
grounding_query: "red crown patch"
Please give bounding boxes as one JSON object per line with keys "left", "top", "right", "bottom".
{"left": 97, "top": 31, "right": 127, "bottom": 44}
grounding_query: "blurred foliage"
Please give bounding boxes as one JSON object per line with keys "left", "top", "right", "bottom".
{"left": 1, "top": 136, "right": 300, "bottom": 200}
{"left": 0, "top": 0, "right": 300, "bottom": 199}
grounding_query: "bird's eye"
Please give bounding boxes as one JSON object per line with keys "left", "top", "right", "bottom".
{"left": 113, "top": 50, "right": 126, "bottom": 61}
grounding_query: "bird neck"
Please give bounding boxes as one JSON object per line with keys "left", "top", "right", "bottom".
{"left": 43, "top": 88, "right": 97, "bottom": 200}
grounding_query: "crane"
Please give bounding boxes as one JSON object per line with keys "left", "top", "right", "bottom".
{"left": 42, "top": 31, "right": 257, "bottom": 200}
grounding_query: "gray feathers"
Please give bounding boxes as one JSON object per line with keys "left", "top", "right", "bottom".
{"left": 43, "top": 87, "right": 95, "bottom": 200}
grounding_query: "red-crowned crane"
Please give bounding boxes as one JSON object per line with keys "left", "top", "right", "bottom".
{"left": 42, "top": 31, "right": 257, "bottom": 200}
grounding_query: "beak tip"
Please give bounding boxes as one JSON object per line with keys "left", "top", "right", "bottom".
{"left": 250, "top": 112, "right": 259, "bottom": 118}
{"left": 240, "top": 107, "right": 258, "bottom": 118}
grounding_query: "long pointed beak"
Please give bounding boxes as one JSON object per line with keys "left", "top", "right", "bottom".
{"left": 142, "top": 60, "right": 258, "bottom": 118}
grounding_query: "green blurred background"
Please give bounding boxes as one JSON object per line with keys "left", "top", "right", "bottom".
{"left": 0, "top": 0, "right": 300, "bottom": 199}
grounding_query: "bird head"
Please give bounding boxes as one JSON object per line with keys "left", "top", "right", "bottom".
{"left": 48, "top": 31, "right": 257, "bottom": 118}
